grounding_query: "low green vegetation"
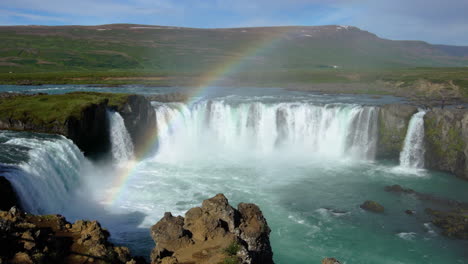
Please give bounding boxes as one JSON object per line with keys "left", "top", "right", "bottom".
{"left": 221, "top": 242, "right": 241, "bottom": 264}
{"left": 0, "top": 92, "right": 131, "bottom": 126}
{"left": 1, "top": 25, "right": 467, "bottom": 100}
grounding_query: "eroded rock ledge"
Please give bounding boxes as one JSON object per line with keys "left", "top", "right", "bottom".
{"left": 150, "top": 194, "right": 274, "bottom": 264}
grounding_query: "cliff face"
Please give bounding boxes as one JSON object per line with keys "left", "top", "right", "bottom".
{"left": 376, "top": 104, "right": 418, "bottom": 159}
{"left": 0, "top": 174, "right": 19, "bottom": 211}
{"left": 65, "top": 100, "right": 111, "bottom": 156}
{"left": 424, "top": 108, "right": 468, "bottom": 179}
{"left": 115, "top": 95, "right": 156, "bottom": 158}
{"left": 150, "top": 194, "right": 273, "bottom": 264}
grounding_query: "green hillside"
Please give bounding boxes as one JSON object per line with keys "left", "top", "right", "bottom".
{"left": 1, "top": 24, "right": 468, "bottom": 74}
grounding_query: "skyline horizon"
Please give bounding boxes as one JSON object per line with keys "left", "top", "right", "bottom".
{"left": 2, "top": 22, "right": 467, "bottom": 47}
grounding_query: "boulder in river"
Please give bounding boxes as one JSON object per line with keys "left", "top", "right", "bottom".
{"left": 360, "top": 200, "right": 385, "bottom": 213}
{"left": 322, "top": 257, "right": 341, "bottom": 264}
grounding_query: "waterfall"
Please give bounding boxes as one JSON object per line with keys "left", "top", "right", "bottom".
{"left": 108, "top": 111, "right": 134, "bottom": 162}
{"left": 400, "top": 110, "right": 426, "bottom": 168}
{"left": 1, "top": 135, "right": 87, "bottom": 214}
{"left": 153, "top": 101, "right": 378, "bottom": 161}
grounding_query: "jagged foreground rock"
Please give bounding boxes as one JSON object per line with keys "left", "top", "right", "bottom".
{"left": 0, "top": 207, "right": 144, "bottom": 264}
{"left": 150, "top": 194, "right": 274, "bottom": 264}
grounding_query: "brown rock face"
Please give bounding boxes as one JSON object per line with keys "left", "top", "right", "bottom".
{"left": 150, "top": 194, "right": 273, "bottom": 264}
{"left": 322, "top": 258, "right": 341, "bottom": 264}
{"left": 0, "top": 207, "right": 144, "bottom": 264}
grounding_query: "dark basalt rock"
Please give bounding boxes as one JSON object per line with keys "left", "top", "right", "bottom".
{"left": 376, "top": 104, "right": 418, "bottom": 160}
{"left": 66, "top": 100, "right": 111, "bottom": 156}
{"left": 115, "top": 95, "right": 156, "bottom": 158}
{"left": 0, "top": 176, "right": 19, "bottom": 211}
{"left": 150, "top": 194, "right": 273, "bottom": 264}
{"left": 0, "top": 207, "right": 145, "bottom": 264}
{"left": 405, "top": 210, "right": 415, "bottom": 215}
{"left": 360, "top": 200, "right": 385, "bottom": 213}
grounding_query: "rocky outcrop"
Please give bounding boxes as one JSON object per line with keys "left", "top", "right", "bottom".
{"left": 65, "top": 100, "right": 111, "bottom": 156}
{"left": 360, "top": 200, "right": 384, "bottom": 213}
{"left": 376, "top": 104, "right": 417, "bottom": 159}
{"left": 0, "top": 207, "right": 144, "bottom": 264}
{"left": 385, "top": 184, "right": 468, "bottom": 208}
{"left": 385, "top": 184, "right": 468, "bottom": 239}
{"left": 113, "top": 95, "right": 156, "bottom": 158}
{"left": 0, "top": 92, "right": 156, "bottom": 158}
{"left": 424, "top": 108, "right": 468, "bottom": 179}
{"left": 425, "top": 208, "right": 468, "bottom": 239}
{"left": 150, "top": 194, "right": 273, "bottom": 264}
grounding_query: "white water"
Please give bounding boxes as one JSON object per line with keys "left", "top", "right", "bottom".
{"left": 108, "top": 111, "right": 134, "bottom": 162}
{"left": 400, "top": 110, "right": 426, "bottom": 168}
{"left": 1, "top": 98, "right": 468, "bottom": 263}
{"left": 154, "top": 101, "right": 378, "bottom": 161}
{"left": 2, "top": 136, "right": 87, "bottom": 214}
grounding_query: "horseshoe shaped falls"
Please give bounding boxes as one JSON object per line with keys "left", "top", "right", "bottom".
{"left": 1, "top": 84, "right": 468, "bottom": 264}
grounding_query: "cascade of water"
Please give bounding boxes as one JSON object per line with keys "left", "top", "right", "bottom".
{"left": 400, "top": 110, "right": 427, "bottom": 168}
{"left": 108, "top": 111, "right": 134, "bottom": 162}
{"left": 2, "top": 136, "right": 87, "bottom": 214}
{"left": 153, "top": 101, "right": 378, "bottom": 161}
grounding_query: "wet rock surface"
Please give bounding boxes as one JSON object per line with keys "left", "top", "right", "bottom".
{"left": 425, "top": 208, "right": 468, "bottom": 239}
{"left": 385, "top": 184, "right": 468, "bottom": 239}
{"left": 150, "top": 194, "right": 273, "bottom": 264}
{"left": 360, "top": 200, "right": 385, "bottom": 213}
{"left": 385, "top": 184, "right": 468, "bottom": 209}
{"left": 0, "top": 175, "right": 19, "bottom": 211}
{"left": 0, "top": 207, "right": 144, "bottom": 264}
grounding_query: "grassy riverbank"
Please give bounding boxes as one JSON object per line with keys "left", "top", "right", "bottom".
{"left": 0, "top": 92, "right": 130, "bottom": 125}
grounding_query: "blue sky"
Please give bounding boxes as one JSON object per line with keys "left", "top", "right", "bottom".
{"left": 1, "top": 0, "right": 468, "bottom": 45}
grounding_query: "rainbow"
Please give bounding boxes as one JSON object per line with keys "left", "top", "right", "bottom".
{"left": 104, "top": 27, "right": 295, "bottom": 205}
